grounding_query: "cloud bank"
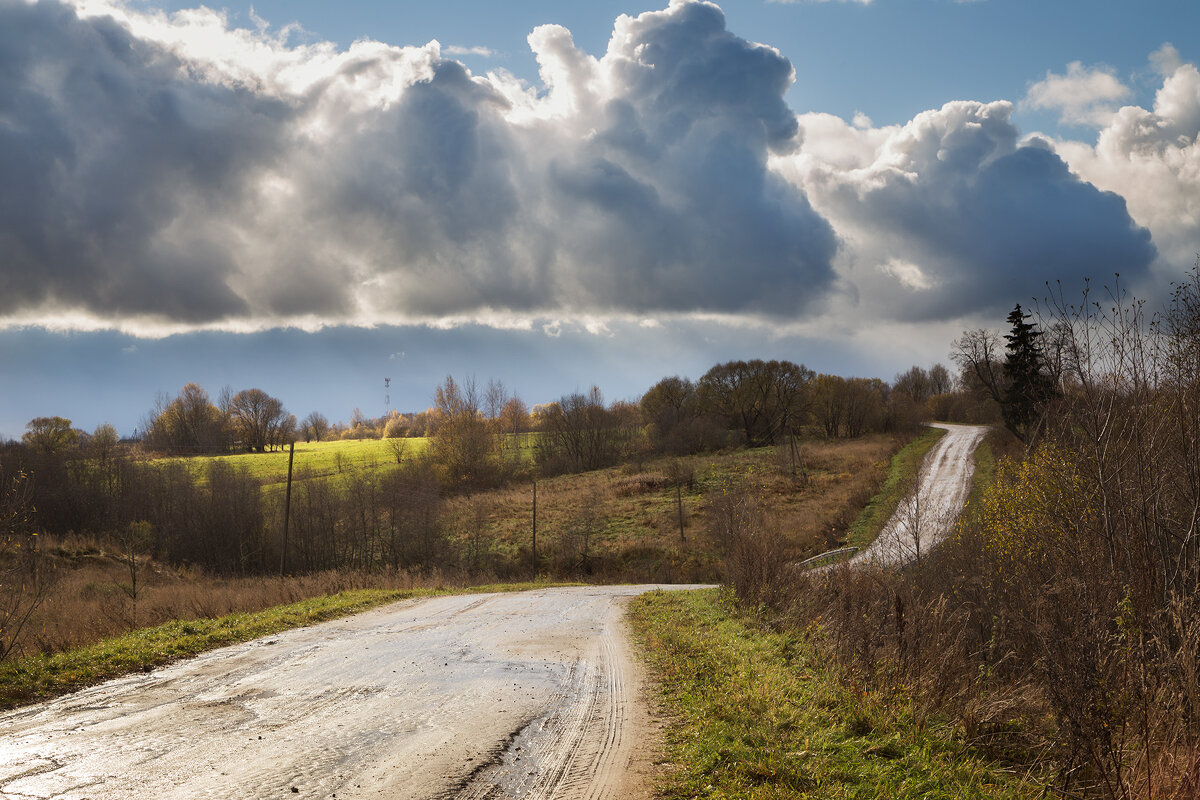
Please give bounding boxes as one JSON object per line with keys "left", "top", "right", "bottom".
{"left": 778, "top": 100, "right": 1156, "bottom": 321}
{"left": 0, "top": 0, "right": 1181, "bottom": 337}
{"left": 0, "top": 0, "right": 837, "bottom": 333}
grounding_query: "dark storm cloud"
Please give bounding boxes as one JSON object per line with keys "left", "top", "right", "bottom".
{"left": 0, "top": 0, "right": 838, "bottom": 330}
{"left": 0, "top": 0, "right": 288, "bottom": 322}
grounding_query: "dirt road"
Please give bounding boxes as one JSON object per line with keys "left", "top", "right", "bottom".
{"left": 852, "top": 423, "right": 988, "bottom": 568}
{"left": 0, "top": 585, "right": 704, "bottom": 800}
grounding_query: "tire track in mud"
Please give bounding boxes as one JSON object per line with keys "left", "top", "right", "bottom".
{"left": 450, "top": 600, "right": 633, "bottom": 800}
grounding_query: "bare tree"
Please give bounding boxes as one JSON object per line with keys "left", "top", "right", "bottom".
{"left": 928, "top": 363, "right": 954, "bottom": 395}
{"left": 484, "top": 379, "right": 509, "bottom": 422}
{"left": 301, "top": 411, "right": 330, "bottom": 443}
{"left": 0, "top": 469, "right": 50, "bottom": 660}
{"left": 537, "top": 387, "right": 624, "bottom": 473}
{"left": 115, "top": 521, "right": 154, "bottom": 629}
{"left": 951, "top": 329, "right": 1005, "bottom": 404}
{"left": 228, "top": 389, "right": 288, "bottom": 452}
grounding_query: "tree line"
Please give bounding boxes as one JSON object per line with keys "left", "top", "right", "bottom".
{"left": 140, "top": 383, "right": 295, "bottom": 454}
{"left": 1, "top": 353, "right": 968, "bottom": 583}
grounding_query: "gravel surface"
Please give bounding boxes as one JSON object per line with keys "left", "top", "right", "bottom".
{"left": 852, "top": 423, "right": 988, "bottom": 568}
{"left": 0, "top": 584, "right": 707, "bottom": 799}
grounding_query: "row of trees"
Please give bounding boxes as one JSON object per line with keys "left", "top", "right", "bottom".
{"left": 143, "top": 383, "right": 294, "bottom": 454}
{"left": 641, "top": 358, "right": 945, "bottom": 457}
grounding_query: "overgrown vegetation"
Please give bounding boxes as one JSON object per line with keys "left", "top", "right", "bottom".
{"left": 629, "top": 588, "right": 1039, "bottom": 799}
{"left": 722, "top": 269, "right": 1200, "bottom": 799}
{"left": 0, "top": 436, "right": 899, "bottom": 662}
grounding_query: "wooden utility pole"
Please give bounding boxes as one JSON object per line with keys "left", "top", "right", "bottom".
{"left": 279, "top": 440, "right": 295, "bottom": 577}
{"left": 531, "top": 480, "right": 538, "bottom": 581}
{"left": 676, "top": 481, "right": 686, "bottom": 542}
{"left": 788, "top": 425, "right": 797, "bottom": 477}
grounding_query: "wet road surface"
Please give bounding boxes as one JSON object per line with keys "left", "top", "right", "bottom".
{"left": 0, "top": 585, "right": 706, "bottom": 800}
{"left": 852, "top": 423, "right": 988, "bottom": 568}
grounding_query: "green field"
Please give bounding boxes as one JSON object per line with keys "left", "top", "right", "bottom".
{"left": 157, "top": 437, "right": 429, "bottom": 485}
{"left": 154, "top": 433, "right": 554, "bottom": 488}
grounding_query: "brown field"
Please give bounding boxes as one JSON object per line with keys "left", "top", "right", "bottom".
{"left": 440, "top": 434, "right": 897, "bottom": 580}
{"left": 12, "top": 434, "right": 899, "bottom": 659}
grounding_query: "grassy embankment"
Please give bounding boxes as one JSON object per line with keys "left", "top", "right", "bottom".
{"left": 0, "top": 580, "right": 571, "bottom": 711}
{"left": 626, "top": 426, "right": 1019, "bottom": 798}
{"left": 628, "top": 588, "right": 1037, "bottom": 800}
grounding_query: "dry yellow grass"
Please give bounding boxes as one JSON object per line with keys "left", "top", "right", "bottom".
{"left": 18, "top": 535, "right": 457, "bottom": 658}
{"left": 439, "top": 435, "right": 898, "bottom": 579}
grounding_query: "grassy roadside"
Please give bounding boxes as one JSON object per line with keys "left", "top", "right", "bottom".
{"left": 845, "top": 425, "right": 947, "bottom": 549}
{"left": 628, "top": 588, "right": 1039, "bottom": 799}
{"left": 0, "top": 581, "right": 569, "bottom": 711}
{"left": 963, "top": 435, "right": 995, "bottom": 514}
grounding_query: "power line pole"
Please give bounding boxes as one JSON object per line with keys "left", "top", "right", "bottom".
{"left": 531, "top": 480, "right": 538, "bottom": 582}
{"left": 279, "top": 440, "right": 295, "bottom": 577}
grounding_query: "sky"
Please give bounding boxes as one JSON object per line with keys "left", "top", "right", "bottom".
{"left": 1, "top": 0, "right": 1198, "bottom": 439}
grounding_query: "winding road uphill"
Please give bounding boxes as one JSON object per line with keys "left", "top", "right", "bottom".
{"left": 853, "top": 423, "right": 989, "bottom": 568}
{"left": 0, "top": 585, "right": 705, "bottom": 800}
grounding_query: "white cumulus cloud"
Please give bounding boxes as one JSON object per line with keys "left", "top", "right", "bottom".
{"left": 1050, "top": 50, "right": 1200, "bottom": 279}
{"left": 1022, "top": 60, "right": 1132, "bottom": 126}
{"left": 775, "top": 100, "right": 1155, "bottom": 321}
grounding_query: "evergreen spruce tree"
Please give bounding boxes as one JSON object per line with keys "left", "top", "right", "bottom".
{"left": 1002, "top": 304, "right": 1056, "bottom": 442}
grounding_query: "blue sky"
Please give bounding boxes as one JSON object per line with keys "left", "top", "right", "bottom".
{"left": 134, "top": 0, "right": 1189, "bottom": 134}
{"left": 1, "top": 0, "right": 1198, "bottom": 439}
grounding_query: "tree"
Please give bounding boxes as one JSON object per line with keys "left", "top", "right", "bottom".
{"left": 21, "top": 417, "right": 77, "bottom": 454}
{"left": 928, "top": 363, "right": 954, "bottom": 396}
{"left": 641, "top": 376, "right": 698, "bottom": 447}
{"left": 893, "top": 366, "right": 933, "bottom": 404}
{"left": 89, "top": 423, "right": 119, "bottom": 461}
{"left": 0, "top": 468, "right": 50, "bottom": 660}
{"left": 844, "top": 377, "right": 886, "bottom": 437}
{"left": 951, "top": 328, "right": 1005, "bottom": 405}
{"left": 498, "top": 396, "right": 529, "bottom": 436}
{"left": 641, "top": 376, "right": 698, "bottom": 431}
{"left": 301, "top": 412, "right": 330, "bottom": 443}
{"left": 537, "top": 387, "right": 624, "bottom": 473}
{"left": 497, "top": 395, "right": 530, "bottom": 462}
{"left": 228, "top": 389, "right": 289, "bottom": 452}
{"left": 383, "top": 412, "right": 408, "bottom": 439}
{"left": 115, "top": 521, "right": 154, "bottom": 629}
{"left": 698, "top": 360, "right": 814, "bottom": 446}
{"left": 144, "top": 383, "right": 227, "bottom": 453}
{"left": 1002, "top": 304, "right": 1057, "bottom": 443}
{"left": 812, "top": 374, "right": 847, "bottom": 438}
{"left": 428, "top": 376, "right": 501, "bottom": 486}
